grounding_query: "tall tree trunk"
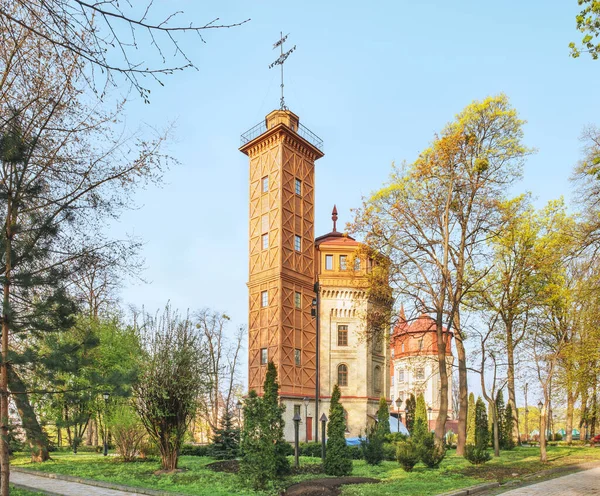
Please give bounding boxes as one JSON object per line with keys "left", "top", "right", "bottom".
{"left": 540, "top": 403, "right": 548, "bottom": 463}
{"left": 455, "top": 333, "right": 468, "bottom": 456}
{"left": 7, "top": 366, "right": 49, "bottom": 462}
{"left": 86, "top": 417, "right": 94, "bottom": 445}
{"left": 434, "top": 312, "right": 449, "bottom": 444}
{"left": 505, "top": 324, "right": 520, "bottom": 444}
{"left": 566, "top": 387, "right": 574, "bottom": 444}
{"left": 92, "top": 418, "right": 99, "bottom": 446}
{"left": 490, "top": 401, "right": 500, "bottom": 457}
{"left": 1, "top": 198, "right": 13, "bottom": 496}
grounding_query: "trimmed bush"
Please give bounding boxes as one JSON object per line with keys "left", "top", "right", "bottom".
{"left": 418, "top": 432, "right": 446, "bottom": 468}
{"left": 348, "top": 445, "right": 363, "bottom": 459}
{"left": 465, "top": 444, "right": 491, "bottom": 465}
{"left": 396, "top": 440, "right": 419, "bottom": 472}
{"left": 299, "top": 442, "right": 322, "bottom": 457}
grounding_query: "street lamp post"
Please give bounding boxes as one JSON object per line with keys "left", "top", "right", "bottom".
{"left": 395, "top": 398, "right": 402, "bottom": 433}
{"left": 293, "top": 412, "right": 301, "bottom": 468}
{"left": 103, "top": 392, "right": 110, "bottom": 456}
{"left": 320, "top": 413, "right": 327, "bottom": 462}
{"left": 303, "top": 397, "right": 309, "bottom": 442}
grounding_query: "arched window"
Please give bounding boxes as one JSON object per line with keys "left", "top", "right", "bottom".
{"left": 337, "top": 364, "right": 348, "bottom": 387}
{"left": 374, "top": 365, "right": 382, "bottom": 392}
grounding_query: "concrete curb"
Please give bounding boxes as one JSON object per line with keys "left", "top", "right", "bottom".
{"left": 12, "top": 467, "right": 189, "bottom": 496}
{"left": 436, "top": 460, "right": 600, "bottom": 496}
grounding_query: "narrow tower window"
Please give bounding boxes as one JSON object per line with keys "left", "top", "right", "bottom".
{"left": 294, "top": 292, "right": 301, "bottom": 309}
{"left": 260, "top": 348, "right": 268, "bottom": 364}
{"left": 294, "top": 235, "right": 302, "bottom": 252}
{"left": 337, "top": 364, "right": 348, "bottom": 387}
{"left": 325, "top": 255, "right": 333, "bottom": 270}
{"left": 294, "top": 349, "right": 301, "bottom": 366}
{"left": 353, "top": 257, "right": 361, "bottom": 271}
{"left": 339, "top": 255, "right": 347, "bottom": 270}
{"left": 262, "top": 233, "right": 269, "bottom": 250}
{"left": 295, "top": 178, "right": 302, "bottom": 195}
{"left": 337, "top": 325, "right": 348, "bottom": 346}
{"left": 261, "top": 291, "right": 268, "bottom": 307}
{"left": 262, "top": 176, "right": 269, "bottom": 193}
{"left": 374, "top": 366, "right": 382, "bottom": 392}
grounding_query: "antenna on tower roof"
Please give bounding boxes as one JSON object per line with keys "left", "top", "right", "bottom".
{"left": 269, "top": 32, "right": 296, "bottom": 110}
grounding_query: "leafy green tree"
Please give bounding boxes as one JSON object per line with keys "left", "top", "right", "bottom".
{"left": 134, "top": 307, "right": 210, "bottom": 471}
{"left": 570, "top": 1, "right": 600, "bottom": 59}
{"left": 475, "top": 397, "right": 489, "bottom": 448}
{"left": 377, "top": 397, "right": 391, "bottom": 435}
{"left": 466, "top": 393, "right": 476, "bottom": 445}
{"left": 324, "top": 384, "right": 352, "bottom": 476}
{"left": 405, "top": 394, "right": 416, "bottom": 433}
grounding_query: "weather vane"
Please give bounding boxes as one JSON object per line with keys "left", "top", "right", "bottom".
{"left": 269, "top": 32, "right": 296, "bottom": 110}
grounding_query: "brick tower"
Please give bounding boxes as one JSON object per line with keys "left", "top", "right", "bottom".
{"left": 240, "top": 109, "right": 324, "bottom": 438}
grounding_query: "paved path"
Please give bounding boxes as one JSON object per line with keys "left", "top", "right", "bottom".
{"left": 500, "top": 466, "right": 600, "bottom": 495}
{"left": 11, "top": 470, "right": 143, "bottom": 495}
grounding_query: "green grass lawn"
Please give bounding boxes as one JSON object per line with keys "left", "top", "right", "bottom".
{"left": 9, "top": 445, "right": 600, "bottom": 496}
{"left": 11, "top": 488, "right": 46, "bottom": 496}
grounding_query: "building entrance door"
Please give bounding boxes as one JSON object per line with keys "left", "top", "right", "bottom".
{"left": 306, "top": 417, "right": 313, "bottom": 441}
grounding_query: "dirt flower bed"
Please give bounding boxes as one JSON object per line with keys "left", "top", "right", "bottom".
{"left": 283, "top": 477, "right": 379, "bottom": 496}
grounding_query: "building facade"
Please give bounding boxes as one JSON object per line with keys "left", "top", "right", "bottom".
{"left": 389, "top": 309, "right": 454, "bottom": 430}
{"left": 240, "top": 109, "right": 390, "bottom": 441}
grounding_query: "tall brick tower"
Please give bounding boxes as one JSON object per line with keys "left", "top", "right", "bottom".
{"left": 240, "top": 109, "right": 324, "bottom": 438}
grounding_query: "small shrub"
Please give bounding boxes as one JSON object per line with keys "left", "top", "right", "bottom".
{"left": 396, "top": 440, "right": 420, "bottom": 472}
{"left": 139, "top": 439, "right": 159, "bottom": 459}
{"left": 347, "top": 444, "right": 363, "bottom": 460}
{"left": 299, "top": 442, "right": 322, "bottom": 457}
{"left": 360, "top": 424, "right": 384, "bottom": 466}
{"left": 465, "top": 444, "right": 491, "bottom": 465}
{"left": 383, "top": 442, "right": 397, "bottom": 461}
{"left": 385, "top": 432, "right": 408, "bottom": 443}
{"left": 418, "top": 433, "right": 446, "bottom": 468}
{"left": 554, "top": 433, "right": 563, "bottom": 441}
{"left": 108, "top": 404, "right": 146, "bottom": 462}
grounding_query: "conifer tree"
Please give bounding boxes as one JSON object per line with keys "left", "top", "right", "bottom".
{"left": 405, "top": 394, "right": 416, "bottom": 433}
{"left": 412, "top": 393, "right": 429, "bottom": 443}
{"left": 262, "top": 361, "right": 290, "bottom": 476}
{"left": 502, "top": 403, "right": 515, "bottom": 450}
{"left": 495, "top": 390, "right": 506, "bottom": 448}
{"left": 211, "top": 405, "right": 239, "bottom": 460}
{"left": 240, "top": 390, "right": 272, "bottom": 489}
{"left": 475, "top": 397, "right": 489, "bottom": 448}
{"left": 324, "top": 384, "right": 352, "bottom": 476}
{"left": 377, "top": 397, "right": 391, "bottom": 435}
{"left": 466, "top": 393, "right": 476, "bottom": 445}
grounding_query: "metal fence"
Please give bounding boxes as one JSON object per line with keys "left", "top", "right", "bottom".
{"left": 240, "top": 120, "right": 323, "bottom": 151}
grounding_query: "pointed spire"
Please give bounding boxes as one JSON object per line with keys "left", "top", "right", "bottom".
{"left": 399, "top": 304, "right": 406, "bottom": 322}
{"left": 332, "top": 205, "right": 338, "bottom": 232}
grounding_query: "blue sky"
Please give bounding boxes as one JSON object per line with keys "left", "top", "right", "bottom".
{"left": 111, "top": 1, "right": 598, "bottom": 390}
